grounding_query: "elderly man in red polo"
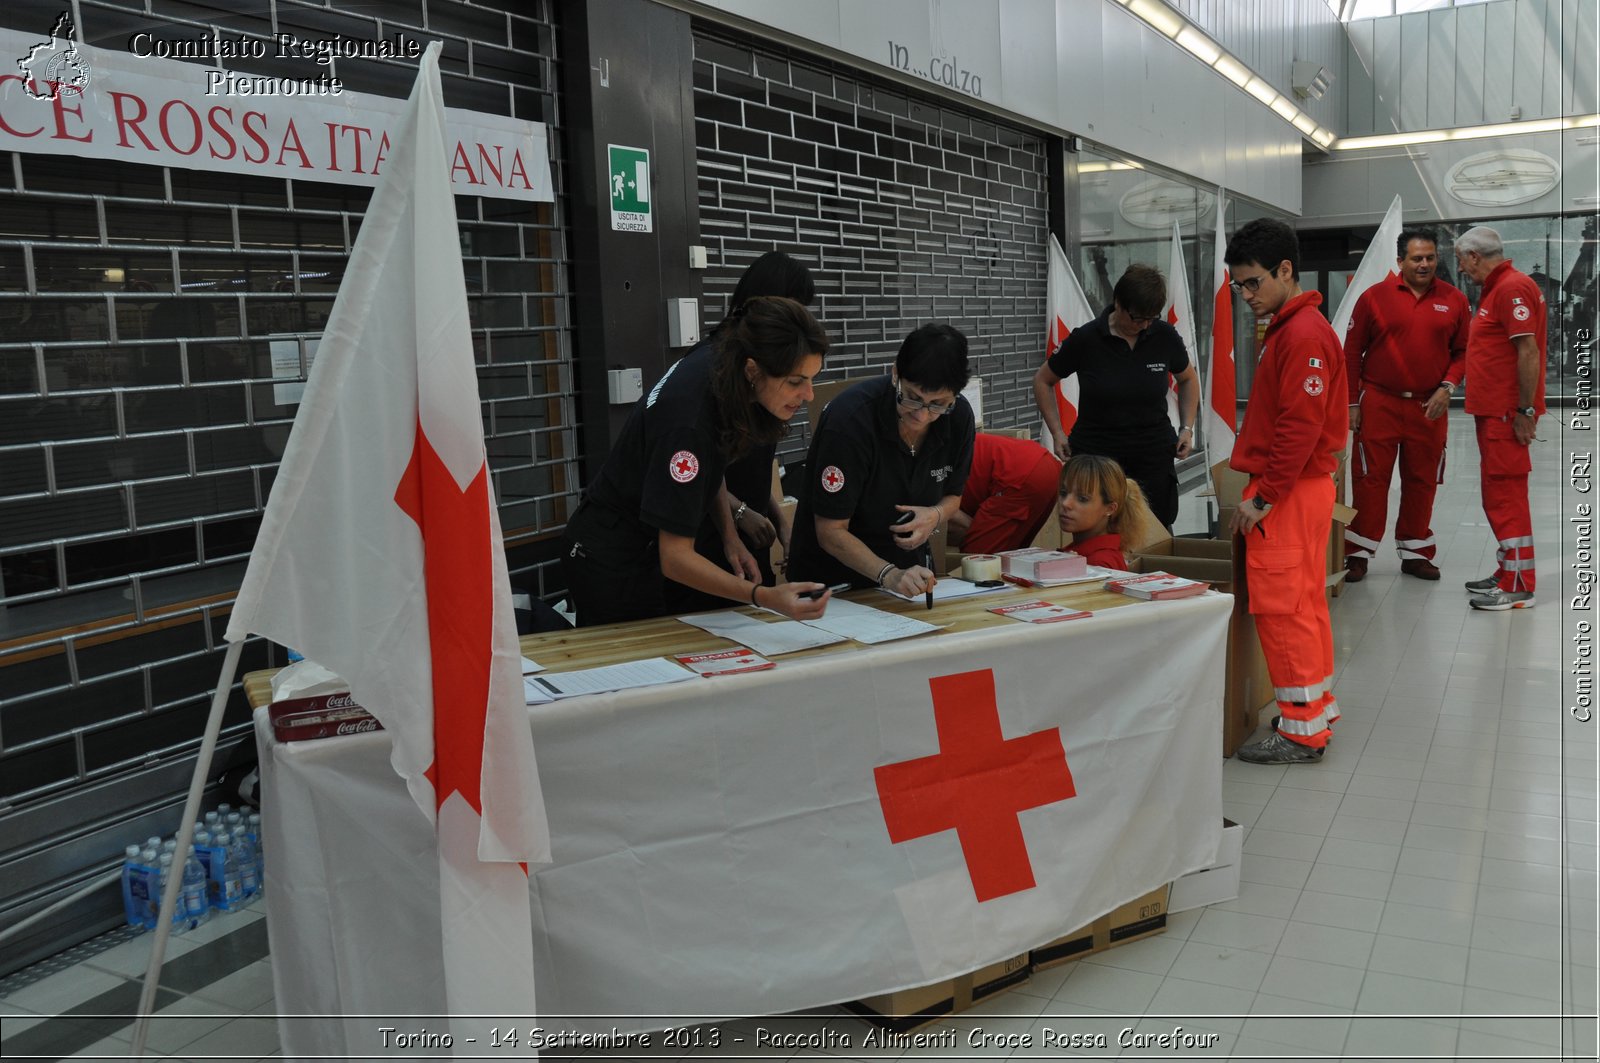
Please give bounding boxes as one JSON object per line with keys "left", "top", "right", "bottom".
{"left": 1454, "top": 225, "right": 1547, "bottom": 611}
{"left": 1341, "top": 228, "right": 1470, "bottom": 583}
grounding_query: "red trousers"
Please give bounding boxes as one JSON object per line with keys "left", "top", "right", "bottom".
{"left": 1345, "top": 388, "right": 1447, "bottom": 562}
{"left": 1245, "top": 475, "right": 1338, "bottom": 749}
{"left": 961, "top": 450, "right": 1062, "bottom": 554}
{"left": 1474, "top": 415, "right": 1536, "bottom": 592}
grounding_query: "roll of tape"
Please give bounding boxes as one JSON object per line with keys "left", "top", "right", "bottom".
{"left": 962, "top": 554, "right": 1002, "bottom": 582}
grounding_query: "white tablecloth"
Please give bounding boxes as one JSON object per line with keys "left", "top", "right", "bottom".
{"left": 257, "top": 593, "right": 1229, "bottom": 1058}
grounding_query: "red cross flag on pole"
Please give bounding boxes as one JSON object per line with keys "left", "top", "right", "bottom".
{"left": 1163, "top": 222, "right": 1197, "bottom": 432}
{"left": 1328, "top": 194, "right": 1404, "bottom": 504}
{"left": 1205, "top": 195, "right": 1238, "bottom": 473}
{"left": 1041, "top": 233, "right": 1090, "bottom": 446}
{"left": 224, "top": 41, "right": 549, "bottom": 1047}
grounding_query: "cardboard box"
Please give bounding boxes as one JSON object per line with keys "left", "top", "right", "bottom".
{"left": 1030, "top": 884, "right": 1172, "bottom": 971}
{"left": 1168, "top": 819, "right": 1244, "bottom": 913}
{"left": 1131, "top": 536, "right": 1273, "bottom": 758}
{"left": 1106, "top": 883, "right": 1171, "bottom": 946}
{"left": 848, "top": 953, "right": 1029, "bottom": 1032}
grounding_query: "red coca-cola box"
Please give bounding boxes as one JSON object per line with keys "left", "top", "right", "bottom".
{"left": 268, "top": 691, "right": 384, "bottom": 743}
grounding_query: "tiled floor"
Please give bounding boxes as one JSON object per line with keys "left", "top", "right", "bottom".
{"left": 1, "top": 410, "right": 1595, "bottom": 1061}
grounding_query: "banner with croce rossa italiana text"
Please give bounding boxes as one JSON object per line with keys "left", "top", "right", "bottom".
{"left": 0, "top": 21, "right": 553, "bottom": 202}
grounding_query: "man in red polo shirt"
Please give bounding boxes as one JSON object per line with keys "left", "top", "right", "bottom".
{"left": 949, "top": 433, "right": 1062, "bottom": 553}
{"left": 1224, "top": 219, "right": 1348, "bottom": 765}
{"left": 1455, "top": 225, "right": 1547, "bottom": 610}
{"left": 1342, "top": 230, "right": 1470, "bottom": 584}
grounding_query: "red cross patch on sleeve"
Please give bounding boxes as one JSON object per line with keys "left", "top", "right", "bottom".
{"left": 821, "top": 465, "right": 845, "bottom": 493}
{"left": 669, "top": 450, "right": 700, "bottom": 483}
{"left": 1303, "top": 375, "right": 1325, "bottom": 396}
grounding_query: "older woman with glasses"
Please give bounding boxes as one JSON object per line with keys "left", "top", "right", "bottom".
{"left": 1031, "top": 263, "right": 1199, "bottom": 529}
{"left": 787, "top": 323, "right": 975, "bottom": 596}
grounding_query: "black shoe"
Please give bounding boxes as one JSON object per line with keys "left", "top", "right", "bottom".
{"left": 1236, "top": 731, "right": 1324, "bottom": 764}
{"left": 1401, "top": 558, "right": 1441, "bottom": 580}
{"left": 1344, "top": 557, "right": 1368, "bottom": 584}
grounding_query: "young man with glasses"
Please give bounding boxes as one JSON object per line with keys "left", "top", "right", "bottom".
{"left": 1031, "top": 263, "right": 1199, "bottom": 529}
{"left": 1224, "top": 219, "right": 1349, "bottom": 765}
{"left": 1453, "top": 225, "right": 1547, "bottom": 610}
{"left": 788, "top": 324, "right": 975, "bottom": 596}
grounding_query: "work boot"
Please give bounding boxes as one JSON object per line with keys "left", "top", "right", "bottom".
{"left": 1344, "top": 557, "right": 1368, "bottom": 583}
{"left": 1464, "top": 574, "right": 1498, "bottom": 593}
{"left": 1400, "top": 558, "right": 1441, "bottom": 581}
{"left": 1469, "top": 588, "right": 1536, "bottom": 611}
{"left": 1235, "top": 731, "right": 1324, "bottom": 764}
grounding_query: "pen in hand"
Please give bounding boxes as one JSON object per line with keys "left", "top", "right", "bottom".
{"left": 922, "top": 543, "right": 934, "bottom": 610}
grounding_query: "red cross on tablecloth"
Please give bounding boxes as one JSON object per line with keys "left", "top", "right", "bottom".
{"left": 874, "top": 668, "right": 1077, "bottom": 902}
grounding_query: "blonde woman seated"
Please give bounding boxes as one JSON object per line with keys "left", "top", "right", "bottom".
{"left": 1056, "top": 454, "right": 1159, "bottom": 570}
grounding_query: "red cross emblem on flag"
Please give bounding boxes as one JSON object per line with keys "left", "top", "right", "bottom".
{"left": 822, "top": 465, "right": 845, "bottom": 493}
{"left": 669, "top": 450, "right": 699, "bottom": 483}
{"left": 875, "top": 669, "right": 1077, "bottom": 902}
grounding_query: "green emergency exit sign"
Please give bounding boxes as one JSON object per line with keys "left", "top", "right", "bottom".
{"left": 608, "top": 144, "right": 651, "bottom": 233}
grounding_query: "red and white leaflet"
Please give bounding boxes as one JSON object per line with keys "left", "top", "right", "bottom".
{"left": 1104, "top": 572, "right": 1210, "bottom": 600}
{"left": 988, "top": 600, "right": 1093, "bottom": 625}
{"left": 675, "top": 647, "right": 776, "bottom": 677}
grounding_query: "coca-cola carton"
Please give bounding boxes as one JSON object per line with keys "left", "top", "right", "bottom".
{"left": 268, "top": 691, "right": 384, "bottom": 743}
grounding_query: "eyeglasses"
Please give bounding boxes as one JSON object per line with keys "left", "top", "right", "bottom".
{"left": 1228, "top": 274, "right": 1269, "bottom": 295}
{"left": 1118, "top": 306, "right": 1158, "bottom": 326}
{"left": 895, "top": 385, "right": 955, "bottom": 416}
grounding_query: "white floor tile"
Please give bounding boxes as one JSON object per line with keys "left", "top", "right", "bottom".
{"left": 1164, "top": 940, "right": 1271, "bottom": 993}
{"left": 1302, "top": 863, "right": 1393, "bottom": 901}
{"left": 1259, "top": 954, "right": 1365, "bottom": 1009}
{"left": 1376, "top": 900, "right": 1475, "bottom": 947}
{"left": 1354, "top": 971, "right": 1464, "bottom": 1015}
{"left": 1465, "top": 949, "right": 1564, "bottom": 1000}
{"left": 1187, "top": 909, "right": 1286, "bottom": 954}
{"left": 1241, "top": 996, "right": 1351, "bottom": 1053}
{"left": 1394, "top": 845, "right": 1482, "bottom": 882}
{"left": 1272, "top": 922, "right": 1375, "bottom": 971}
{"left": 0, "top": 965, "right": 128, "bottom": 1015}
{"left": 1367, "top": 934, "right": 1469, "bottom": 985}
{"left": 1236, "top": 854, "right": 1311, "bottom": 890}
{"left": 1142, "top": 976, "right": 1255, "bottom": 1034}
{"left": 1052, "top": 963, "right": 1163, "bottom": 1013}
{"left": 1387, "top": 872, "right": 1478, "bottom": 912}
{"left": 1290, "top": 890, "right": 1384, "bottom": 933}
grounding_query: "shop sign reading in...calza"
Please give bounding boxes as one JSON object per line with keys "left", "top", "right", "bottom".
{"left": 608, "top": 144, "right": 651, "bottom": 232}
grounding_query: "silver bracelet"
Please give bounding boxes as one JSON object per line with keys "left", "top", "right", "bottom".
{"left": 733, "top": 502, "right": 748, "bottom": 522}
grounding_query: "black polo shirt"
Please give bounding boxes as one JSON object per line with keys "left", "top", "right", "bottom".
{"left": 788, "top": 375, "right": 975, "bottom": 587}
{"left": 1047, "top": 306, "right": 1190, "bottom": 456}
{"left": 582, "top": 343, "right": 727, "bottom": 553}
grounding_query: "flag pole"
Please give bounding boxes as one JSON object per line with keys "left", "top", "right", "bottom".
{"left": 129, "top": 638, "right": 245, "bottom": 1059}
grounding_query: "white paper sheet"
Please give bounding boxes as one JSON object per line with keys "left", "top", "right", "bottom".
{"left": 800, "top": 597, "right": 941, "bottom": 644}
{"left": 1003, "top": 564, "right": 1123, "bottom": 588}
{"left": 678, "top": 611, "right": 848, "bottom": 656}
{"left": 877, "top": 577, "right": 1007, "bottom": 603}
{"left": 527, "top": 657, "right": 695, "bottom": 699}
{"left": 521, "top": 657, "right": 545, "bottom": 674}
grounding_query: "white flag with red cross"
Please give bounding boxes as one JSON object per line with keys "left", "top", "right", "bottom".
{"left": 224, "top": 42, "right": 548, "bottom": 1046}
{"left": 1206, "top": 198, "right": 1238, "bottom": 472}
{"left": 1329, "top": 194, "right": 1404, "bottom": 504}
{"left": 1163, "top": 222, "right": 1197, "bottom": 432}
{"left": 1041, "top": 233, "right": 1092, "bottom": 447}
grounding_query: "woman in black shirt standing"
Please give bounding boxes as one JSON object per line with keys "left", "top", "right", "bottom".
{"left": 1031, "top": 264, "right": 1199, "bottom": 529}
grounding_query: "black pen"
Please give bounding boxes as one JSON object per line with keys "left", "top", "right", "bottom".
{"left": 922, "top": 542, "right": 934, "bottom": 610}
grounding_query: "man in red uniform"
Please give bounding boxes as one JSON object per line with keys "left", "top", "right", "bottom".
{"left": 949, "top": 433, "right": 1062, "bottom": 553}
{"left": 1224, "top": 220, "right": 1348, "bottom": 765}
{"left": 1342, "top": 230, "right": 1470, "bottom": 583}
{"left": 1455, "top": 225, "right": 1547, "bottom": 610}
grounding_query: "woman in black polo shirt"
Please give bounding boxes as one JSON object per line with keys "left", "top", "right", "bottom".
{"left": 788, "top": 324, "right": 976, "bottom": 596}
{"left": 561, "top": 297, "right": 832, "bottom": 627}
{"left": 1030, "top": 264, "right": 1199, "bottom": 529}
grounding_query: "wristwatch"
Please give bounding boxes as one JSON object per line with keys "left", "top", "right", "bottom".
{"left": 1248, "top": 496, "right": 1270, "bottom": 513}
{"left": 1438, "top": 381, "right": 1456, "bottom": 394}
{"left": 1517, "top": 405, "right": 1537, "bottom": 418}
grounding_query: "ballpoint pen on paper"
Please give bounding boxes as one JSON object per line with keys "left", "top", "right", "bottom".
{"left": 922, "top": 542, "right": 934, "bottom": 610}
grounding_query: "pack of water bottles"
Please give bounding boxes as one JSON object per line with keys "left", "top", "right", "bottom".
{"left": 120, "top": 804, "right": 265, "bottom": 933}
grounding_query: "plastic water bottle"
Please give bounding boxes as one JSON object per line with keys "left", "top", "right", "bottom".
{"left": 246, "top": 813, "right": 264, "bottom": 896}
{"left": 217, "top": 803, "right": 233, "bottom": 819}
{"left": 212, "top": 831, "right": 245, "bottom": 911}
{"left": 156, "top": 853, "right": 187, "bottom": 933}
{"left": 121, "top": 845, "right": 149, "bottom": 930}
{"left": 181, "top": 846, "right": 210, "bottom": 930}
{"left": 232, "top": 831, "right": 260, "bottom": 900}
{"left": 137, "top": 846, "right": 161, "bottom": 928}
{"left": 203, "top": 811, "right": 220, "bottom": 832}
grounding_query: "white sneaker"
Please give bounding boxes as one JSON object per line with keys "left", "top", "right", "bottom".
{"left": 1469, "top": 588, "right": 1535, "bottom": 611}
